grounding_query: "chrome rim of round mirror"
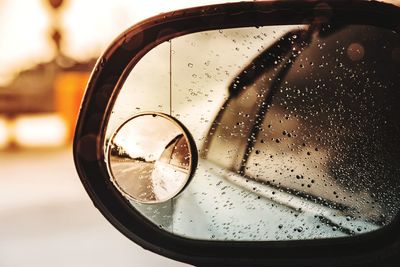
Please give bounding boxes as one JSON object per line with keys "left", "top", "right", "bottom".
{"left": 107, "top": 113, "right": 197, "bottom": 204}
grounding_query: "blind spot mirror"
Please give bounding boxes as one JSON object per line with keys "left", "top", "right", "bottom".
{"left": 108, "top": 113, "right": 197, "bottom": 203}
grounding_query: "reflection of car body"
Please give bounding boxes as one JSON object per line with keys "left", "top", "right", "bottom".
{"left": 189, "top": 24, "right": 400, "bottom": 237}
{"left": 159, "top": 134, "right": 190, "bottom": 170}
{"left": 152, "top": 134, "right": 191, "bottom": 200}
{"left": 128, "top": 23, "right": 400, "bottom": 240}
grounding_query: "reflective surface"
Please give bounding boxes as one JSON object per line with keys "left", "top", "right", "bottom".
{"left": 108, "top": 113, "right": 195, "bottom": 203}
{"left": 105, "top": 24, "right": 400, "bottom": 241}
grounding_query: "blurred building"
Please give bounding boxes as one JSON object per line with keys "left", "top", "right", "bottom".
{"left": 0, "top": 56, "right": 95, "bottom": 116}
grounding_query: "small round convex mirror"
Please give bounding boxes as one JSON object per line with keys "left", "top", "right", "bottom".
{"left": 107, "top": 113, "right": 197, "bottom": 204}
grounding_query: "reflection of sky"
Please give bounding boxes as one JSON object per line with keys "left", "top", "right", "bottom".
{"left": 113, "top": 115, "right": 181, "bottom": 161}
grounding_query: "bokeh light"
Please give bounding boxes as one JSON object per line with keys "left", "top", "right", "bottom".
{"left": 14, "top": 114, "right": 67, "bottom": 147}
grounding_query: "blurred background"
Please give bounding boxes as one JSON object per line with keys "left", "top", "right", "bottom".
{"left": 0, "top": 0, "right": 231, "bottom": 266}
{"left": 0, "top": 0, "right": 399, "bottom": 266}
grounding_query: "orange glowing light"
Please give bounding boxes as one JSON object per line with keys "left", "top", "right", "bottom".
{"left": 54, "top": 71, "right": 90, "bottom": 141}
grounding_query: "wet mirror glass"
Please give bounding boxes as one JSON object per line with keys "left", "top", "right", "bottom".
{"left": 105, "top": 24, "right": 400, "bottom": 241}
{"left": 108, "top": 113, "right": 195, "bottom": 203}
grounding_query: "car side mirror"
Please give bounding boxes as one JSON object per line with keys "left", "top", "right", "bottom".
{"left": 73, "top": 1, "right": 400, "bottom": 266}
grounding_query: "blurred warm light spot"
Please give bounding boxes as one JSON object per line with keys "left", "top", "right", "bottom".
{"left": 347, "top": 42, "right": 365, "bottom": 61}
{"left": 14, "top": 114, "right": 68, "bottom": 148}
{"left": 0, "top": 117, "right": 10, "bottom": 149}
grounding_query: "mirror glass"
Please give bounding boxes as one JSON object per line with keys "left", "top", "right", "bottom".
{"left": 105, "top": 24, "right": 400, "bottom": 241}
{"left": 108, "top": 113, "right": 194, "bottom": 203}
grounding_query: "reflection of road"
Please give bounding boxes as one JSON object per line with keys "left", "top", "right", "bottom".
{"left": 0, "top": 149, "right": 189, "bottom": 267}
{"left": 111, "top": 160, "right": 156, "bottom": 201}
{"left": 111, "top": 159, "right": 188, "bottom": 202}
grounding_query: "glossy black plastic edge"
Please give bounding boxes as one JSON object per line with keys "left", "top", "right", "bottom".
{"left": 73, "top": 1, "right": 400, "bottom": 266}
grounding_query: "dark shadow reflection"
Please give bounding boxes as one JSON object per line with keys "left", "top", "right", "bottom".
{"left": 203, "top": 24, "right": 400, "bottom": 228}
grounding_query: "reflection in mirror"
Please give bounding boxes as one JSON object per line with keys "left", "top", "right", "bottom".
{"left": 105, "top": 24, "right": 400, "bottom": 241}
{"left": 108, "top": 113, "right": 195, "bottom": 204}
